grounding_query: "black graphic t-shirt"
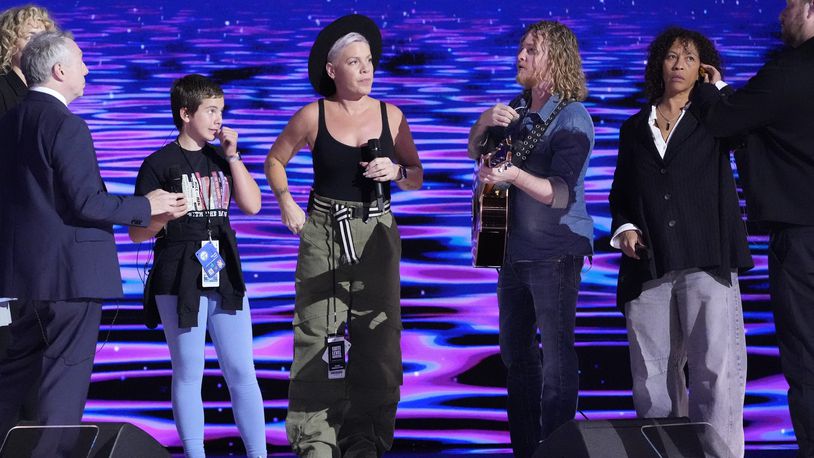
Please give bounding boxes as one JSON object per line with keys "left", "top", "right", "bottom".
{"left": 134, "top": 141, "right": 235, "bottom": 296}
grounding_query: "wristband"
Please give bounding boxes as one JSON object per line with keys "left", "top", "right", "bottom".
{"left": 396, "top": 164, "right": 407, "bottom": 182}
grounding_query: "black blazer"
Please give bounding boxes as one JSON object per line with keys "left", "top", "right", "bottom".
{"left": 695, "top": 37, "right": 814, "bottom": 226}
{"left": 0, "top": 91, "right": 151, "bottom": 301}
{"left": 0, "top": 70, "right": 26, "bottom": 116}
{"left": 609, "top": 102, "right": 753, "bottom": 308}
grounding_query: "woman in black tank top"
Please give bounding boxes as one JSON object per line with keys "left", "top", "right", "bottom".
{"left": 264, "top": 14, "right": 422, "bottom": 458}
{"left": 311, "top": 98, "right": 396, "bottom": 203}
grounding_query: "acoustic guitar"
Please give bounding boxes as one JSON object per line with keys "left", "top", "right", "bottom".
{"left": 470, "top": 99, "right": 568, "bottom": 268}
{"left": 472, "top": 139, "right": 513, "bottom": 267}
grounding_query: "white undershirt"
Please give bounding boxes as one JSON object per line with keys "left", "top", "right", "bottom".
{"left": 30, "top": 86, "right": 68, "bottom": 106}
{"left": 647, "top": 104, "right": 687, "bottom": 159}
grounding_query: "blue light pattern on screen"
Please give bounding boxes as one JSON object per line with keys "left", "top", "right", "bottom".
{"left": 19, "top": 0, "right": 792, "bottom": 453}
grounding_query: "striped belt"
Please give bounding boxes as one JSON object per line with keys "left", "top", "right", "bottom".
{"left": 311, "top": 195, "right": 391, "bottom": 265}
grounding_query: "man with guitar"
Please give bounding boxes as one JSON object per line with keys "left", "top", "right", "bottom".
{"left": 467, "top": 21, "right": 594, "bottom": 458}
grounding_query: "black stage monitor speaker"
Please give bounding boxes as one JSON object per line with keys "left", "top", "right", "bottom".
{"left": 533, "top": 417, "right": 733, "bottom": 458}
{"left": 0, "top": 422, "right": 169, "bottom": 458}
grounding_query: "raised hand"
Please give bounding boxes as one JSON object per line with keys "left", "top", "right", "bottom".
{"left": 479, "top": 103, "right": 520, "bottom": 128}
{"left": 700, "top": 63, "right": 722, "bottom": 84}
{"left": 217, "top": 126, "right": 239, "bottom": 160}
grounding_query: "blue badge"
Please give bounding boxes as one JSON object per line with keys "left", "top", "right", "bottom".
{"left": 196, "top": 241, "right": 225, "bottom": 287}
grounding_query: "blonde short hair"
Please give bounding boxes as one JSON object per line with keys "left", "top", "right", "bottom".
{"left": 327, "top": 32, "right": 369, "bottom": 63}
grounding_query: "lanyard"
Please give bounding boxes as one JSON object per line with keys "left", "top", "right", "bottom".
{"left": 176, "top": 140, "right": 214, "bottom": 239}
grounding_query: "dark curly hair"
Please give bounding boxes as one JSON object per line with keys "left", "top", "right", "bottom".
{"left": 644, "top": 27, "right": 722, "bottom": 103}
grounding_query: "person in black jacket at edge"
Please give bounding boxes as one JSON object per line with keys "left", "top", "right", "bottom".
{"left": 692, "top": 1, "right": 814, "bottom": 455}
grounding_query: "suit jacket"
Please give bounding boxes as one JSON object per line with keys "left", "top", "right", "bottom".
{"left": 694, "top": 37, "right": 814, "bottom": 226}
{"left": 0, "top": 71, "right": 26, "bottom": 116}
{"left": 0, "top": 91, "right": 150, "bottom": 301}
{"left": 609, "top": 102, "right": 752, "bottom": 308}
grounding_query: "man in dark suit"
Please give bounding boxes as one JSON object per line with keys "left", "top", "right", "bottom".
{"left": 694, "top": 0, "right": 814, "bottom": 455}
{"left": 0, "top": 30, "right": 186, "bottom": 444}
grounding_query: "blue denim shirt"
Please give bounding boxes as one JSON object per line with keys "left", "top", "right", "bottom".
{"left": 495, "top": 93, "right": 595, "bottom": 260}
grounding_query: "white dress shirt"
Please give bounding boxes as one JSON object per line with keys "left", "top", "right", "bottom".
{"left": 30, "top": 85, "right": 68, "bottom": 106}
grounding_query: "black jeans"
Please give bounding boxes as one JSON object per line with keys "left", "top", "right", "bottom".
{"left": 497, "top": 255, "right": 584, "bottom": 458}
{"left": 770, "top": 226, "right": 814, "bottom": 458}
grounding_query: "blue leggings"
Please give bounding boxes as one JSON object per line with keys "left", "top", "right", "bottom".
{"left": 156, "top": 293, "right": 267, "bottom": 458}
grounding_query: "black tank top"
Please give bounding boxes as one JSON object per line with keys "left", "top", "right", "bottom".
{"left": 312, "top": 98, "right": 395, "bottom": 203}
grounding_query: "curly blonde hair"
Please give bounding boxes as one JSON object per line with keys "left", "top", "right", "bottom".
{"left": 521, "top": 21, "right": 588, "bottom": 101}
{"left": 0, "top": 5, "right": 56, "bottom": 74}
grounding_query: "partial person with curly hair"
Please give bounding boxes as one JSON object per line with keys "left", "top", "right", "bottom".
{"left": 608, "top": 27, "right": 752, "bottom": 457}
{"left": 467, "top": 21, "right": 594, "bottom": 457}
{"left": 0, "top": 2, "right": 57, "bottom": 427}
{"left": 0, "top": 4, "right": 56, "bottom": 114}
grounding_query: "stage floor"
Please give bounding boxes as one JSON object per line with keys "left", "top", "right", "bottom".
{"left": 172, "top": 445, "right": 799, "bottom": 457}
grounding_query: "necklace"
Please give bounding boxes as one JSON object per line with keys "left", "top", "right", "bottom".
{"left": 655, "top": 104, "right": 681, "bottom": 131}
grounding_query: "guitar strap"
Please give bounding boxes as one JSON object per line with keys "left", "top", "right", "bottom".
{"left": 509, "top": 98, "right": 570, "bottom": 168}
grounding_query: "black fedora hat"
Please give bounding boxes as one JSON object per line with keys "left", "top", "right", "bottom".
{"left": 308, "top": 14, "right": 382, "bottom": 97}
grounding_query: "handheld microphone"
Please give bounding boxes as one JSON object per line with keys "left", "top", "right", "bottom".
{"left": 169, "top": 166, "right": 183, "bottom": 193}
{"left": 367, "top": 138, "right": 385, "bottom": 209}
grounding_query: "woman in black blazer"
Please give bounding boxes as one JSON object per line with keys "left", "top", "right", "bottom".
{"left": 0, "top": 5, "right": 56, "bottom": 115}
{"left": 608, "top": 28, "right": 753, "bottom": 458}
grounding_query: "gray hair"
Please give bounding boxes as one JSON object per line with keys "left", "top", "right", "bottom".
{"left": 326, "top": 32, "right": 369, "bottom": 63}
{"left": 21, "top": 30, "right": 73, "bottom": 87}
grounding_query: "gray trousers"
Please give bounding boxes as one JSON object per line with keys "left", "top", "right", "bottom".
{"left": 625, "top": 268, "right": 746, "bottom": 458}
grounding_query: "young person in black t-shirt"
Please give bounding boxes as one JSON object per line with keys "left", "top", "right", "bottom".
{"left": 130, "top": 74, "right": 266, "bottom": 458}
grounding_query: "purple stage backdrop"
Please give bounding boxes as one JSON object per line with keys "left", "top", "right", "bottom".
{"left": 7, "top": 0, "right": 793, "bottom": 454}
